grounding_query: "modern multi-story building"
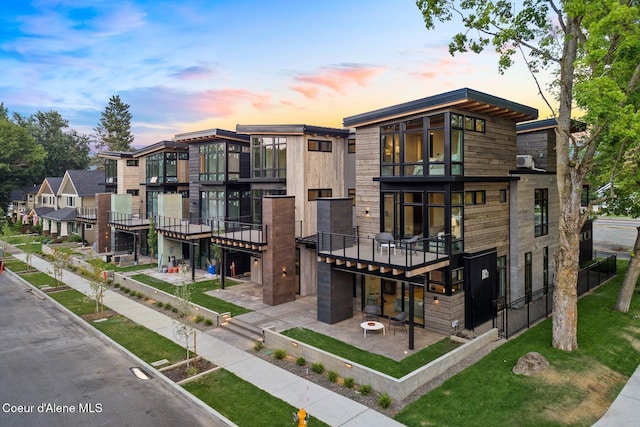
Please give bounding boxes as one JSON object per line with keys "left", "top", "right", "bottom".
{"left": 314, "top": 88, "right": 561, "bottom": 348}
{"left": 84, "top": 88, "right": 572, "bottom": 349}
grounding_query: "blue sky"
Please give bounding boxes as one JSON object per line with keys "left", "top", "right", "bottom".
{"left": 1, "top": 0, "right": 556, "bottom": 147}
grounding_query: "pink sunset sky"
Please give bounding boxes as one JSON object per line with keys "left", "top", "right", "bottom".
{"left": 1, "top": 0, "right": 559, "bottom": 147}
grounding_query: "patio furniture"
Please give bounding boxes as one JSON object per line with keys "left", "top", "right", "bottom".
{"left": 400, "top": 235, "right": 420, "bottom": 254}
{"left": 362, "top": 304, "right": 380, "bottom": 321}
{"left": 389, "top": 311, "right": 408, "bottom": 335}
{"left": 360, "top": 321, "right": 385, "bottom": 337}
{"left": 374, "top": 232, "right": 396, "bottom": 255}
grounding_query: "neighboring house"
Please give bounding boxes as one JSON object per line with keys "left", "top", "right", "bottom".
{"left": 9, "top": 183, "right": 40, "bottom": 222}
{"left": 34, "top": 177, "right": 63, "bottom": 233}
{"left": 38, "top": 170, "right": 103, "bottom": 241}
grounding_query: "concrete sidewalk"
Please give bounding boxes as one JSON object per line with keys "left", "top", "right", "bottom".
{"left": 11, "top": 253, "right": 403, "bottom": 427}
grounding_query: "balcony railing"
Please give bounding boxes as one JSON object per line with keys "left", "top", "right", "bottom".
{"left": 76, "top": 207, "right": 97, "bottom": 220}
{"left": 317, "top": 232, "right": 449, "bottom": 276}
{"left": 108, "top": 211, "right": 151, "bottom": 230}
{"left": 154, "top": 215, "right": 213, "bottom": 238}
{"left": 211, "top": 219, "right": 268, "bottom": 248}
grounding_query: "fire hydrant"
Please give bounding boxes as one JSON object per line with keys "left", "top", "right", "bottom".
{"left": 293, "top": 407, "right": 308, "bottom": 426}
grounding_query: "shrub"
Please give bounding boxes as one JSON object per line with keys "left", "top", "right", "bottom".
{"left": 377, "top": 393, "right": 392, "bottom": 409}
{"left": 171, "top": 307, "right": 178, "bottom": 313}
{"left": 135, "top": 292, "right": 143, "bottom": 299}
{"left": 67, "top": 234, "right": 83, "bottom": 242}
{"left": 113, "top": 283, "right": 120, "bottom": 289}
{"left": 195, "top": 314, "right": 204, "bottom": 323}
{"left": 343, "top": 377, "right": 355, "bottom": 389}
{"left": 327, "top": 370, "right": 339, "bottom": 383}
{"left": 359, "top": 384, "right": 372, "bottom": 396}
{"left": 164, "top": 303, "right": 173, "bottom": 311}
{"left": 253, "top": 340, "right": 264, "bottom": 352}
{"left": 123, "top": 287, "right": 131, "bottom": 294}
{"left": 273, "top": 349, "right": 287, "bottom": 360}
{"left": 310, "top": 362, "right": 325, "bottom": 374}
{"left": 295, "top": 357, "right": 306, "bottom": 366}
{"left": 204, "top": 318, "right": 213, "bottom": 326}
{"left": 154, "top": 301, "right": 164, "bottom": 308}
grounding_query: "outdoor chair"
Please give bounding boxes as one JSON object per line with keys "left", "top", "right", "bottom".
{"left": 400, "top": 235, "right": 420, "bottom": 254}
{"left": 374, "top": 232, "right": 396, "bottom": 255}
{"left": 389, "top": 311, "right": 408, "bottom": 335}
{"left": 362, "top": 304, "right": 380, "bottom": 321}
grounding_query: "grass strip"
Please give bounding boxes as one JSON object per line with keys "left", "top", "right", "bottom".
{"left": 48, "top": 288, "right": 97, "bottom": 316}
{"left": 282, "top": 327, "right": 461, "bottom": 378}
{"left": 20, "top": 271, "right": 60, "bottom": 288}
{"left": 92, "top": 315, "right": 186, "bottom": 364}
{"left": 2, "top": 257, "right": 31, "bottom": 272}
{"left": 394, "top": 260, "right": 640, "bottom": 426}
{"left": 184, "top": 369, "right": 331, "bottom": 427}
{"left": 130, "top": 274, "right": 251, "bottom": 316}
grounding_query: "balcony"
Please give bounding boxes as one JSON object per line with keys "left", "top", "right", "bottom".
{"left": 154, "top": 216, "right": 212, "bottom": 240}
{"left": 75, "top": 207, "right": 97, "bottom": 224}
{"left": 211, "top": 219, "right": 268, "bottom": 252}
{"left": 317, "top": 232, "right": 449, "bottom": 278}
{"left": 108, "top": 211, "right": 151, "bottom": 231}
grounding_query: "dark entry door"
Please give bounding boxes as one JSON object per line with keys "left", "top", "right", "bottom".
{"left": 463, "top": 249, "right": 497, "bottom": 330}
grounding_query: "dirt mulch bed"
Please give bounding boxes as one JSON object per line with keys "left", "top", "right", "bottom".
{"left": 42, "top": 285, "right": 72, "bottom": 293}
{"left": 160, "top": 358, "right": 217, "bottom": 383}
{"left": 81, "top": 309, "right": 118, "bottom": 322}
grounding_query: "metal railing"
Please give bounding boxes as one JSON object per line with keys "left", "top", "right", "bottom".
{"left": 76, "top": 207, "right": 97, "bottom": 219}
{"left": 494, "top": 253, "right": 617, "bottom": 339}
{"left": 155, "top": 215, "right": 212, "bottom": 235}
{"left": 316, "top": 231, "right": 448, "bottom": 267}
{"left": 108, "top": 211, "right": 149, "bottom": 226}
{"left": 211, "top": 219, "right": 268, "bottom": 246}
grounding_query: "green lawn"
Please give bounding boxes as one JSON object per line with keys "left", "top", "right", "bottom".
{"left": 283, "top": 327, "right": 461, "bottom": 378}
{"left": 92, "top": 315, "right": 186, "bottom": 364}
{"left": 184, "top": 369, "right": 331, "bottom": 427}
{"left": 20, "top": 271, "right": 60, "bottom": 288}
{"left": 394, "top": 260, "right": 640, "bottom": 427}
{"left": 2, "top": 257, "right": 30, "bottom": 273}
{"left": 48, "top": 288, "right": 97, "bottom": 316}
{"left": 130, "top": 274, "right": 251, "bottom": 316}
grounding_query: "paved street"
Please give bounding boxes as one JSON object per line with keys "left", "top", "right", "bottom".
{"left": 593, "top": 217, "right": 640, "bottom": 259}
{"left": 0, "top": 273, "right": 218, "bottom": 427}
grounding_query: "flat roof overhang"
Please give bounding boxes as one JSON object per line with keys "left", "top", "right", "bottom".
{"left": 343, "top": 88, "right": 538, "bottom": 128}
{"left": 76, "top": 216, "right": 97, "bottom": 225}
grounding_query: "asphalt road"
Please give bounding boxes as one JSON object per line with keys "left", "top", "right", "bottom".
{"left": 593, "top": 218, "right": 640, "bottom": 258}
{"left": 0, "top": 273, "right": 218, "bottom": 427}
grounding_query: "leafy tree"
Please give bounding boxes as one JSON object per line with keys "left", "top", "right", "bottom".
{"left": 0, "top": 115, "right": 46, "bottom": 212}
{"left": 13, "top": 110, "right": 90, "bottom": 179}
{"left": 87, "top": 256, "right": 109, "bottom": 314}
{"left": 417, "top": 0, "right": 640, "bottom": 351}
{"left": 94, "top": 95, "right": 134, "bottom": 152}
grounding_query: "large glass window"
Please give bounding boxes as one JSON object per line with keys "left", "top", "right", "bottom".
{"left": 251, "top": 189, "right": 286, "bottom": 223}
{"left": 403, "top": 192, "right": 423, "bottom": 237}
{"left": 105, "top": 159, "right": 117, "bottom": 186}
{"left": 165, "top": 152, "right": 177, "bottom": 182}
{"left": 199, "top": 143, "right": 225, "bottom": 181}
{"left": 200, "top": 190, "right": 225, "bottom": 220}
{"left": 534, "top": 188, "right": 549, "bottom": 236}
{"left": 228, "top": 145, "right": 240, "bottom": 180}
{"left": 252, "top": 137, "right": 287, "bottom": 178}
{"left": 146, "top": 153, "right": 164, "bottom": 183}
{"left": 451, "top": 191, "right": 464, "bottom": 253}
{"left": 380, "top": 124, "right": 400, "bottom": 176}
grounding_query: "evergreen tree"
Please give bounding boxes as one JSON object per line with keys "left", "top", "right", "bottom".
{"left": 94, "top": 95, "right": 134, "bottom": 152}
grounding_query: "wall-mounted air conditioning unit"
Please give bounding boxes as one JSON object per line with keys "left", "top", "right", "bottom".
{"left": 516, "top": 155, "right": 534, "bottom": 168}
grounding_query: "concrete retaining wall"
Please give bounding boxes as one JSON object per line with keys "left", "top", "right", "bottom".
{"left": 68, "top": 257, "right": 222, "bottom": 327}
{"left": 263, "top": 327, "right": 498, "bottom": 401}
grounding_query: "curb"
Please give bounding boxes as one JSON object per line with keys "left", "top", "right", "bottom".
{"left": 3, "top": 267, "right": 238, "bottom": 427}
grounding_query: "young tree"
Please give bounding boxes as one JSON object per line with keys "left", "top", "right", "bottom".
{"left": 94, "top": 95, "right": 134, "bottom": 152}
{"left": 87, "top": 257, "right": 109, "bottom": 314}
{"left": 173, "top": 282, "right": 197, "bottom": 371}
{"left": 147, "top": 217, "right": 158, "bottom": 264}
{"left": 50, "top": 247, "right": 71, "bottom": 288}
{"left": 416, "top": 0, "right": 640, "bottom": 351}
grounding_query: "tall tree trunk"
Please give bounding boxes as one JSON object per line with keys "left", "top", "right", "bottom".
{"left": 614, "top": 227, "right": 640, "bottom": 312}
{"left": 552, "top": 16, "right": 582, "bottom": 351}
